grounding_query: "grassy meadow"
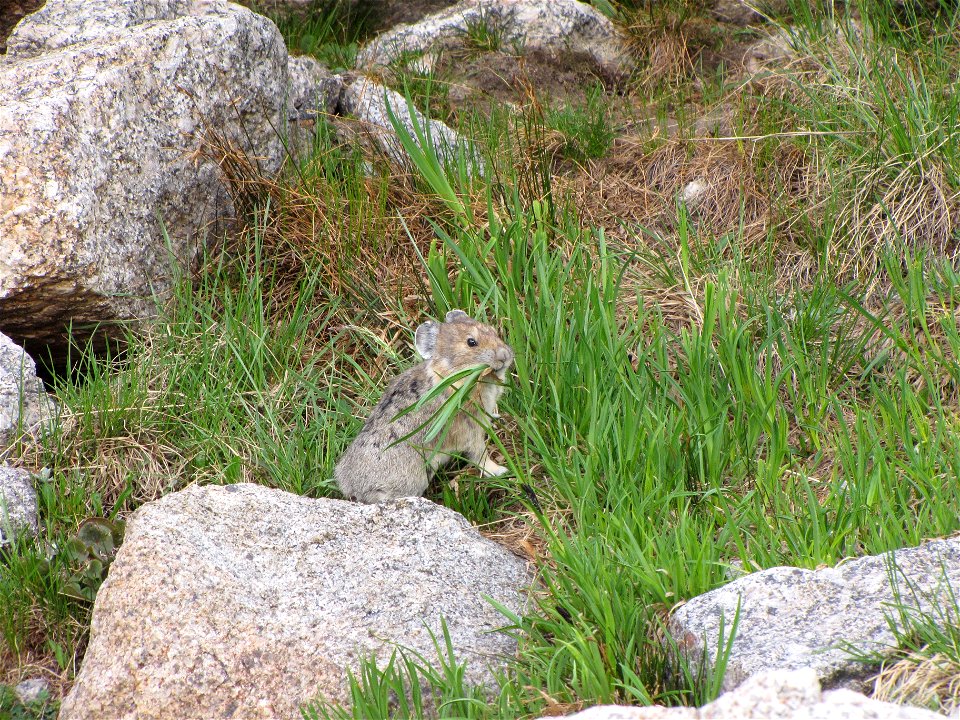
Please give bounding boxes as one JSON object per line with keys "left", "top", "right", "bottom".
{"left": 4, "top": 0, "right": 960, "bottom": 716}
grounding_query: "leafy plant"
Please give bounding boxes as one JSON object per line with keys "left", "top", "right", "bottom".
{"left": 267, "top": 0, "right": 367, "bottom": 72}
{"left": 56, "top": 518, "right": 125, "bottom": 603}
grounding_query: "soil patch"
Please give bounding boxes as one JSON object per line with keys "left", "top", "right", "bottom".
{"left": 440, "top": 47, "right": 623, "bottom": 117}
{"left": 363, "top": 0, "right": 457, "bottom": 32}
{"left": 0, "top": 0, "right": 43, "bottom": 53}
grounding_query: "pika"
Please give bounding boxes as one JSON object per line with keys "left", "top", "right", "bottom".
{"left": 335, "top": 310, "right": 514, "bottom": 504}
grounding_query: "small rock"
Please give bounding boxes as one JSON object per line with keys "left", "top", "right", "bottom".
{"left": 744, "top": 34, "right": 794, "bottom": 76}
{"left": 680, "top": 179, "right": 709, "bottom": 208}
{"left": 0, "top": 465, "right": 38, "bottom": 545}
{"left": 693, "top": 105, "right": 735, "bottom": 137}
{"left": 60, "top": 484, "right": 531, "bottom": 719}
{"left": 669, "top": 538, "right": 960, "bottom": 693}
{"left": 14, "top": 677, "right": 50, "bottom": 705}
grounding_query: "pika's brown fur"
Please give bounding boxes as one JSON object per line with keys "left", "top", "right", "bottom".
{"left": 334, "top": 310, "right": 514, "bottom": 503}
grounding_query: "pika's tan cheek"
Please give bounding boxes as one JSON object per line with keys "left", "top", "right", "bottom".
{"left": 431, "top": 358, "right": 453, "bottom": 378}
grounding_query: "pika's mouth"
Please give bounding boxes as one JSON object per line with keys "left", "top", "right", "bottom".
{"left": 478, "top": 365, "right": 508, "bottom": 382}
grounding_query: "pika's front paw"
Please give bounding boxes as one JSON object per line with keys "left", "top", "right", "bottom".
{"left": 481, "top": 458, "right": 509, "bottom": 477}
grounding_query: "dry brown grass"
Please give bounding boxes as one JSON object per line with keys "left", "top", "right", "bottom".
{"left": 478, "top": 510, "right": 548, "bottom": 564}
{"left": 564, "top": 135, "right": 821, "bottom": 255}
{"left": 838, "top": 158, "right": 960, "bottom": 278}
{"left": 199, "top": 123, "right": 435, "bottom": 311}
{"left": 559, "top": 132, "right": 825, "bottom": 337}
{"left": 741, "top": 27, "right": 960, "bottom": 278}
{"left": 622, "top": 7, "right": 715, "bottom": 91}
{"left": 872, "top": 650, "right": 960, "bottom": 715}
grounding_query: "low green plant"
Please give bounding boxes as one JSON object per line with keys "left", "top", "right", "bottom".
{"left": 0, "top": 684, "right": 57, "bottom": 720}
{"left": 268, "top": 0, "right": 367, "bottom": 72}
{"left": 55, "top": 518, "right": 125, "bottom": 603}
{"left": 543, "top": 84, "right": 616, "bottom": 163}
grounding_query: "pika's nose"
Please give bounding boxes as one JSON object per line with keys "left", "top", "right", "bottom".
{"left": 495, "top": 348, "right": 511, "bottom": 368}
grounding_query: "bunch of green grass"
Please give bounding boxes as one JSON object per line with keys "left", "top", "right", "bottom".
{"left": 457, "top": 6, "right": 510, "bottom": 55}
{"left": 543, "top": 84, "right": 616, "bottom": 164}
{"left": 298, "top": 85, "right": 960, "bottom": 717}
{"left": 267, "top": 0, "right": 367, "bottom": 72}
{"left": 48, "top": 243, "right": 354, "bottom": 501}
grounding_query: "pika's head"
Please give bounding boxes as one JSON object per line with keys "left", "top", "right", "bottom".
{"left": 415, "top": 310, "right": 514, "bottom": 380}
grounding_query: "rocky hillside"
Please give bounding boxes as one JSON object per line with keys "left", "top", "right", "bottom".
{"left": 2, "top": 0, "right": 960, "bottom": 718}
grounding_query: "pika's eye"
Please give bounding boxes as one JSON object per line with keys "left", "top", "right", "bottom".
{"left": 467, "top": 337, "right": 478, "bottom": 347}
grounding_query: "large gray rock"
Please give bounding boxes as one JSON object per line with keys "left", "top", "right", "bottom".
{"left": 554, "top": 670, "right": 940, "bottom": 719}
{"left": 0, "top": 332, "right": 51, "bottom": 450}
{"left": 0, "top": 466, "right": 38, "bottom": 545}
{"left": 356, "top": 0, "right": 633, "bottom": 81}
{"left": 4, "top": 0, "right": 195, "bottom": 57}
{"left": 670, "top": 539, "right": 960, "bottom": 693}
{"left": 342, "top": 77, "right": 481, "bottom": 171}
{"left": 60, "top": 484, "right": 531, "bottom": 720}
{"left": 0, "top": 0, "right": 288, "bottom": 353}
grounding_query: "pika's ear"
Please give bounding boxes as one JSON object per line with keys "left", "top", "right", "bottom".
{"left": 415, "top": 321, "right": 439, "bottom": 359}
{"left": 445, "top": 309, "right": 471, "bottom": 324}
